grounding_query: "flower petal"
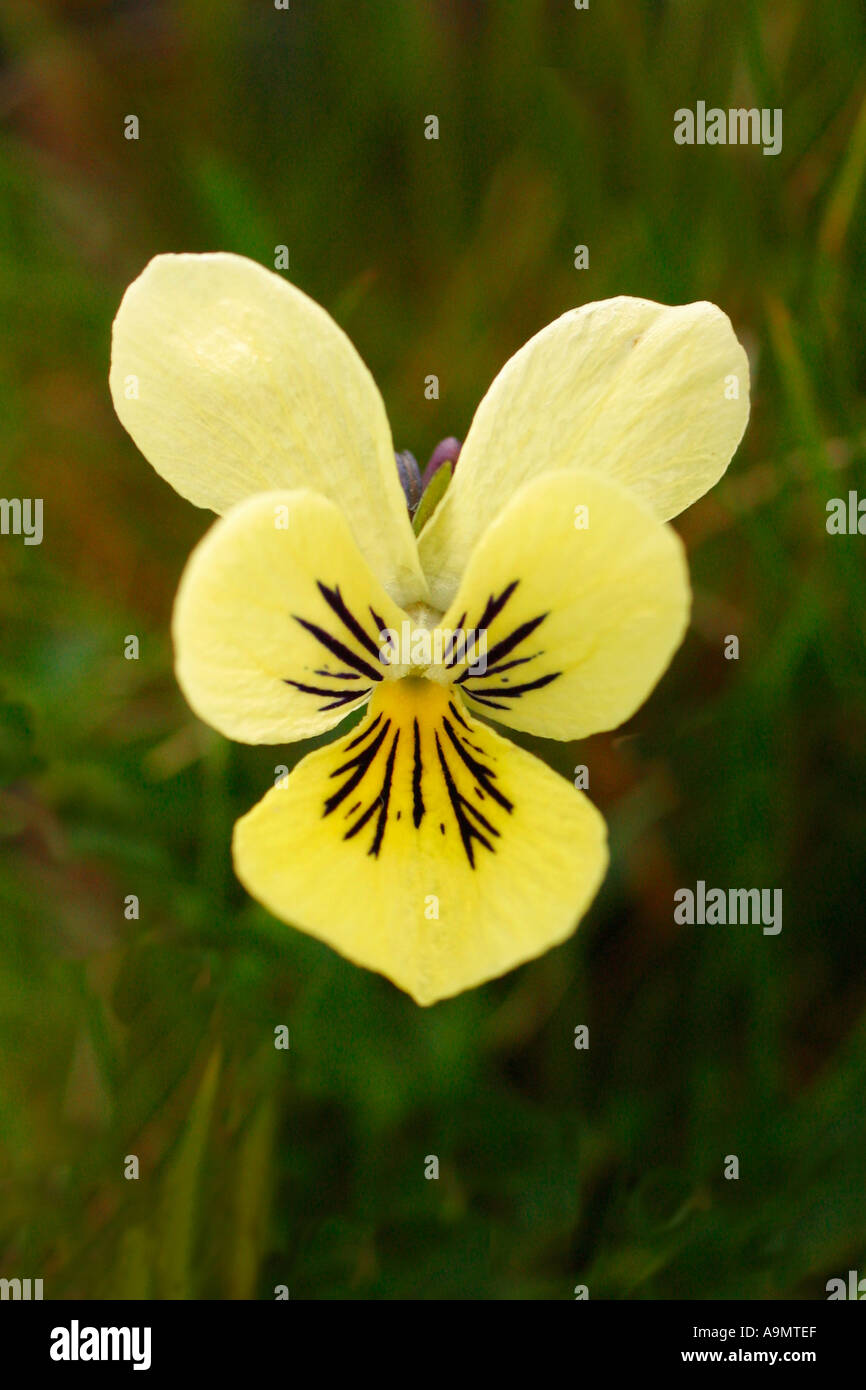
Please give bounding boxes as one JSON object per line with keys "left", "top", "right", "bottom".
{"left": 418, "top": 296, "right": 748, "bottom": 609}
{"left": 173, "top": 490, "right": 410, "bottom": 744}
{"left": 110, "top": 252, "right": 426, "bottom": 606}
{"left": 438, "top": 470, "right": 690, "bottom": 740}
{"left": 233, "top": 677, "right": 607, "bottom": 1005}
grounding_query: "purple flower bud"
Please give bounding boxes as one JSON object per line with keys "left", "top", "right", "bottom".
{"left": 421, "top": 437, "right": 462, "bottom": 491}
{"left": 395, "top": 450, "right": 422, "bottom": 511}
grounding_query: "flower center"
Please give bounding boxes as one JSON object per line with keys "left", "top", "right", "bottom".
{"left": 380, "top": 603, "right": 490, "bottom": 684}
{"left": 394, "top": 438, "right": 462, "bottom": 513}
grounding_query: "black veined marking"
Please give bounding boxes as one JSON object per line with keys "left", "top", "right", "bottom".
{"left": 285, "top": 582, "right": 391, "bottom": 712}
{"left": 294, "top": 616, "right": 383, "bottom": 682}
{"left": 445, "top": 582, "right": 520, "bottom": 668}
{"left": 315, "top": 668, "right": 363, "bottom": 681}
{"left": 323, "top": 719, "right": 391, "bottom": 816}
{"left": 342, "top": 729, "right": 400, "bottom": 857}
{"left": 317, "top": 582, "right": 384, "bottom": 661}
{"left": 442, "top": 717, "right": 513, "bottom": 812}
{"left": 322, "top": 703, "right": 512, "bottom": 867}
{"left": 461, "top": 670, "right": 561, "bottom": 710}
{"left": 434, "top": 731, "right": 501, "bottom": 868}
{"left": 282, "top": 677, "right": 370, "bottom": 712}
{"left": 412, "top": 718, "right": 425, "bottom": 829}
{"left": 450, "top": 579, "right": 562, "bottom": 709}
{"left": 345, "top": 712, "right": 382, "bottom": 749}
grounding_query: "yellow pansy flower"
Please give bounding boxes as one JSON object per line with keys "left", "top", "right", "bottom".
{"left": 110, "top": 253, "right": 749, "bottom": 1005}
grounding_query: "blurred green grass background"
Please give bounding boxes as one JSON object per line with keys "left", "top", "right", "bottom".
{"left": 1, "top": 0, "right": 866, "bottom": 1299}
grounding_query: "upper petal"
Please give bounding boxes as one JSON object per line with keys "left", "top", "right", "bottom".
{"left": 438, "top": 470, "right": 690, "bottom": 741}
{"left": 233, "top": 677, "right": 607, "bottom": 1005}
{"left": 418, "top": 296, "right": 748, "bottom": 610}
{"left": 110, "top": 252, "right": 426, "bottom": 606}
{"left": 173, "top": 490, "right": 410, "bottom": 744}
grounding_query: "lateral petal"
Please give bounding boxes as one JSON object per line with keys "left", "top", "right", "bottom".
{"left": 173, "top": 490, "right": 410, "bottom": 744}
{"left": 438, "top": 470, "right": 690, "bottom": 740}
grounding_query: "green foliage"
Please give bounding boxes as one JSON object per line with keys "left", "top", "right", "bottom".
{"left": 1, "top": 0, "right": 865, "bottom": 1299}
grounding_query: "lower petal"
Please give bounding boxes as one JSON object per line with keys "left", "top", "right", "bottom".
{"left": 233, "top": 678, "right": 608, "bottom": 1005}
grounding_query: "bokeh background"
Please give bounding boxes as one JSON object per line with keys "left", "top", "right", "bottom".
{"left": 2, "top": 0, "right": 866, "bottom": 1300}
